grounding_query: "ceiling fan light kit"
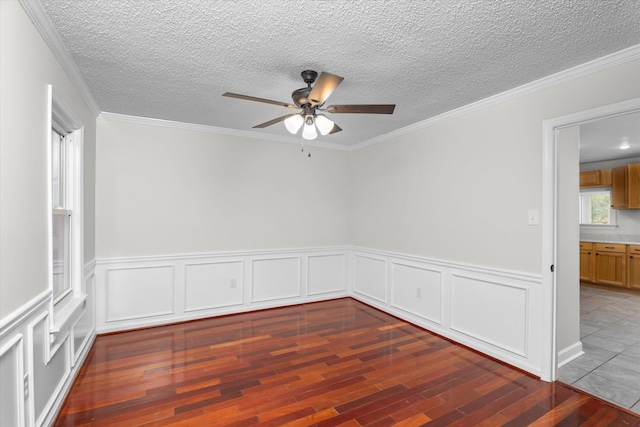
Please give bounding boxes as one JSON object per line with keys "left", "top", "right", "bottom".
{"left": 223, "top": 70, "right": 396, "bottom": 142}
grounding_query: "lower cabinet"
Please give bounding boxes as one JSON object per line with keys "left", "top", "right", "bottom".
{"left": 579, "top": 242, "right": 595, "bottom": 282}
{"left": 580, "top": 241, "right": 640, "bottom": 290}
{"left": 594, "top": 243, "right": 627, "bottom": 287}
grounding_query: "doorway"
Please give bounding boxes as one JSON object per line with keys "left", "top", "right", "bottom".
{"left": 541, "top": 97, "right": 640, "bottom": 408}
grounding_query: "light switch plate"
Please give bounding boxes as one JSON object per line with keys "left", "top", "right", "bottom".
{"left": 528, "top": 209, "right": 539, "bottom": 225}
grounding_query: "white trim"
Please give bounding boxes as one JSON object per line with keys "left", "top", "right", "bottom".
{"left": 98, "top": 112, "right": 351, "bottom": 151}
{"left": 355, "top": 246, "right": 541, "bottom": 283}
{"left": 95, "top": 245, "right": 351, "bottom": 266}
{"left": 18, "top": 0, "right": 101, "bottom": 117}
{"left": 557, "top": 342, "right": 584, "bottom": 368}
{"left": 0, "top": 290, "right": 51, "bottom": 338}
{"left": 13, "top": 0, "right": 640, "bottom": 152}
{"left": 541, "top": 97, "right": 640, "bottom": 382}
{"left": 98, "top": 45, "right": 640, "bottom": 152}
{"left": 349, "top": 44, "right": 640, "bottom": 151}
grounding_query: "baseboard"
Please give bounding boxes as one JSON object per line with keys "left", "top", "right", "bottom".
{"left": 558, "top": 341, "right": 584, "bottom": 368}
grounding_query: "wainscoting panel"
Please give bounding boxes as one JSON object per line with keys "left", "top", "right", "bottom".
{"left": 351, "top": 247, "right": 542, "bottom": 377}
{"left": 30, "top": 312, "right": 70, "bottom": 426}
{"left": 307, "top": 253, "right": 347, "bottom": 296}
{"left": 184, "top": 260, "right": 244, "bottom": 312}
{"left": 0, "top": 334, "right": 24, "bottom": 427}
{"left": 94, "top": 247, "right": 350, "bottom": 333}
{"left": 105, "top": 265, "right": 175, "bottom": 322}
{"left": 91, "top": 247, "right": 541, "bottom": 377}
{"left": 72, "top": 273, "right": 95, "bottom": 365}
{"left": 251, "top": 256, "right": 301, "bottom": 303}
{"left": 353, "top": 254, "right": 386, "bottom": 303}
{"left": 450, "top": 273, "right": 529, "bottom": 357}
{"left": 391, "top": 261, "right": 443, "bottom": 325}
{"left": 0, "top": 261, "right": 96, "bottom": 427}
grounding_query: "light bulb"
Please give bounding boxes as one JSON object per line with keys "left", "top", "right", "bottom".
{"left": 314, "top": 114, "right": 334, "bottom": 135}
{"left": 284, "top": 114, "right": 303, "bottom": 134}
{"left": 302, "top": 121, "right": 318, "bottom": 140}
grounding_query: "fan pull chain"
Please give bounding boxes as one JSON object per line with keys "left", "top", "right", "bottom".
{"left": 300, "top": 135, "right": 311, "bottom": 157}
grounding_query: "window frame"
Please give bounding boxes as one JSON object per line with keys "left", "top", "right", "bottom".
{"left": 578, "top": 187, "right": 617, "bottom": 227}
{"left": 47, "top": 85, "right": 85, "bottom": 330}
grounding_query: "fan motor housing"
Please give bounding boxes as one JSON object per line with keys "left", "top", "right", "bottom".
{"left": 291, "top": 87, "right": 312, "bottom": 107}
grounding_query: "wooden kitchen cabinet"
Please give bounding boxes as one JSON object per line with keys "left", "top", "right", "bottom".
{"left": 580, "top": 169, "right": 612, "bottom": 188}
{"left": 611, "top": 164, "right": 640, "bottom": 209}
{"left": 579, "top": 242, "right": 595, "bottom": 282}
{"left": 594, "top": 243, "right": 627, "bottom": 288}
{"left": 629, "top": 245, "right": 640, "bottom": 290}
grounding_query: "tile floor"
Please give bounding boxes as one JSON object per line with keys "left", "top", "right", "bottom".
{"left": 558, "top": 285, "right": 640, "bottom": 414}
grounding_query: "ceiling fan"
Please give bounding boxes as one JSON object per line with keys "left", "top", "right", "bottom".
{"left": 222, "top": 70, "right": 395, "bottom": 140}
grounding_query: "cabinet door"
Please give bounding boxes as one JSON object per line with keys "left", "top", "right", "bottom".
{"left": 629, "top": 245, "right": 640, "bottom": 290}
{"left": 611, "top": 166, "right": 627, "bottom": 209}
{"left": 595, "top": 252, "right": 626, "bottom": 287}
{"left": 629, "top": 164, "right": 640, "bottom": 208}
{"left": 580, "top": 170, "right": 601, "bottom": 187}
{"left": 579, "top": 250, "right": 595, "bottom": 282}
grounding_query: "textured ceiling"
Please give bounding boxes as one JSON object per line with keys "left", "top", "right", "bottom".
{"left": 40, "top": 0, "right": 640, "bottom": 146}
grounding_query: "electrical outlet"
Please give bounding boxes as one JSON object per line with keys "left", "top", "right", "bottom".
{"left": 416, "top": 287, "right": 422, "bottom": 299}
{"left": 230, "top": 278, "right": 237, "bottom": 288}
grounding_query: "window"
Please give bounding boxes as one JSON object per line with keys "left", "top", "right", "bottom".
{"left": 51, "top": 128, "right": 72, "bottom": 303}
{"left": 579, "top": 188, "right": 616, "bottom": 226}
{"left": 48, "top": 85, "right": 84, "bottom": 326}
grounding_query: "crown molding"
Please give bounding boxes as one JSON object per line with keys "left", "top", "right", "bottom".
{"left": 98, "top": 112, "right": 351, "bottom": 151}
{"left": 350, "top": 44, "right": 640, "bottom": 152}
{"left": 19, "top": 0, "right": 102, "bottom": 117}
{"left": 16, "top": 0, "right": 638, "bottom": 152}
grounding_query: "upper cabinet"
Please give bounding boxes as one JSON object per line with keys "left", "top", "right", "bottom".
{"left": 580, "top": 169, "right": 612, "bottom": 187}
{"left": 611, "top": 164, "right": 640, "bottom": 209}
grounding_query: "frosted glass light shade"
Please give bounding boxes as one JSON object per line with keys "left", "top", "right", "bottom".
{"left": 284, "top": 114, "right": 304, "bottom": 134}
{"left": 302, "top": 122, "right": 318, "bottom": 140}
{"left": 314, "top": 115, "right": 334, "bottom": 135}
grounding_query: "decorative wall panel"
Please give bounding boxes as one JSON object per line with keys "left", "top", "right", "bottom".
{"left": 307, "top": 254, "right": 347, "bottom": 296}
{"left": 105, "top": 265, "right": 175, "bottom": 322}
{"left": 251, "top": 257, "right": 301, "bottom": 303}
{"left": 184, "top": 260, "right": 244, "bottom": 312}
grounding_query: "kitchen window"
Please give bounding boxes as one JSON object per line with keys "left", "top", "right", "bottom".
{"left": 579, "top": 187, "right": 616, "bottom": 226}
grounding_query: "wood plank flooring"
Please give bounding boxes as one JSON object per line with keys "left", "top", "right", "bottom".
{"left": 53, "top": 298, "right": 640, "bottom": 426}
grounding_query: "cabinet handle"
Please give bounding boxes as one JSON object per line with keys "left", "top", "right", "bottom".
{"left": 605, "top": 246, "right": 615, "bottom": 249}
{"left": 588, "top": 252, "right": 591, "bottom": 255}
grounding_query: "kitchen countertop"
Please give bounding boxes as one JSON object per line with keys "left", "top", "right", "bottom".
{"left": 580, "top": 234, "right": 640, "bottom": 245}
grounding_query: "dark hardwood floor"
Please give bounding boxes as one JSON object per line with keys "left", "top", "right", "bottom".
{"left": 54, "top": 298, "right": 640, "bottom": 426}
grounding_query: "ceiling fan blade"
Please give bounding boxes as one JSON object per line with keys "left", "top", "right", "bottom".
{"left": 252, "top": 114, "right": 298, "bottom": 128}
{"left": 222, "top": 92, "right": 298, "bottom": 109}
{"left": 308, "top": 72, "right": 344, "bottom": 106}
{"left": 326, "top": 104, "right": 396, "bottom": 114}
{"left": 329, "top": 123, "right": 342, "bottom": 134}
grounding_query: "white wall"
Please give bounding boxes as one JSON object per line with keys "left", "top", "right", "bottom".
{"left": 1, "top": 2, "right": 97, "bottom": 425}
{"left": 95, "top": 116, "right": 350, "bottom": 258}
{"left": 349, "top": 58, "right": 640, "bottom": 275}
{"left": 0, "top": 0, "right": 96, "bottom": 318}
